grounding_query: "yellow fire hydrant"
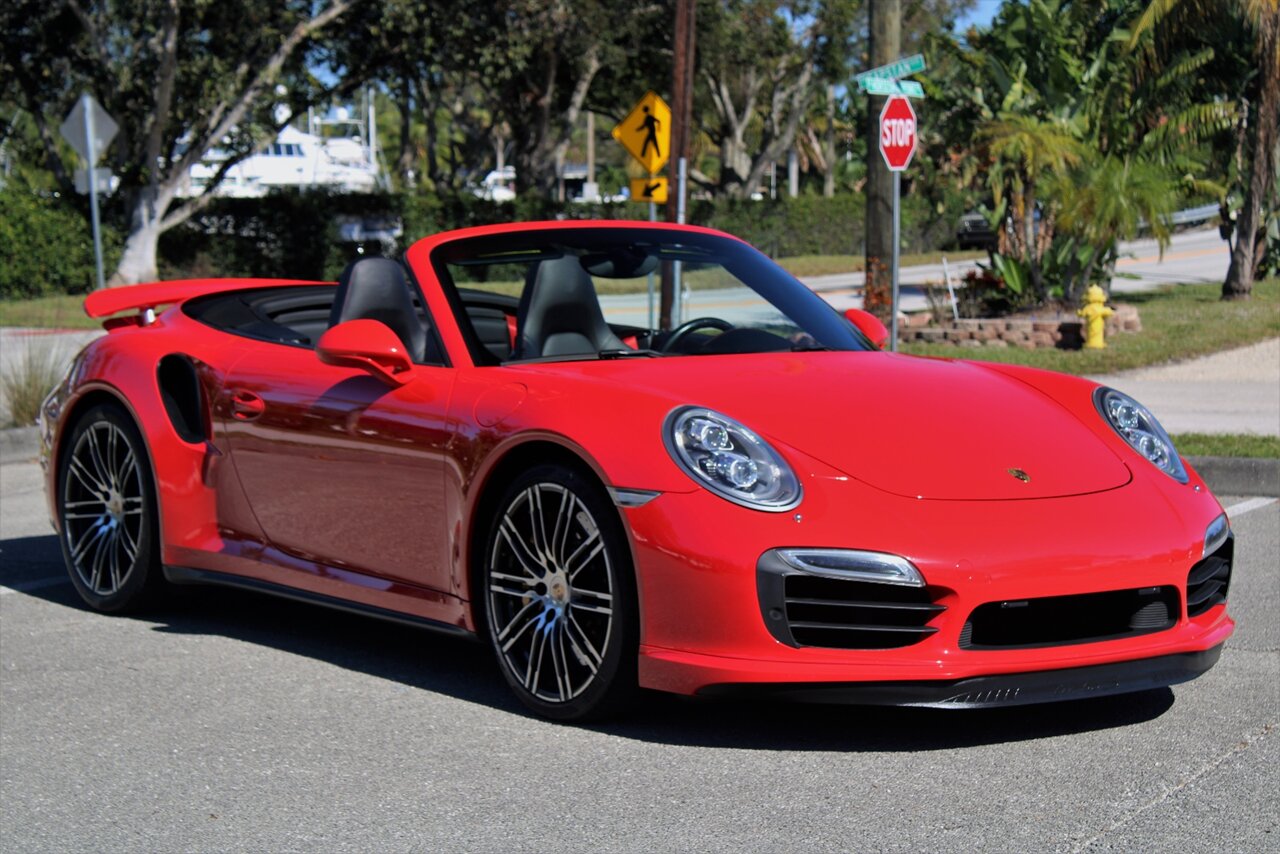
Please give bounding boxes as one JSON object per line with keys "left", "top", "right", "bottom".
{"left": 1077, "top": 284, "right": 1114, "bottom": 349}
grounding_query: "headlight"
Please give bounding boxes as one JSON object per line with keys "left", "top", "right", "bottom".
{"left": 663, "top": 406, "right": 801, "bottom": 511}
{"left": 1095, "top": 388, "right": 1188, "bottom": 483}
{"left": 1203, "top": 513, "right": 1230, "bottom": 558}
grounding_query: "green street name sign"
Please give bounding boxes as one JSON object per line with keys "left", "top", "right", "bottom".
{"left": 858, "top": 77, "right": 925, "bottom": 98}
{"left": 855, "top": 53, "right": 926, "bottom": 82}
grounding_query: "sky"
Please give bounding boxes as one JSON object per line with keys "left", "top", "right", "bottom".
{"left": 952, "top": 0, "right": 1003, "bottom": 33}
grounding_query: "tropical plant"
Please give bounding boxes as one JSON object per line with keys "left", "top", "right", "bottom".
{"left": 977, "top": 114, "right": 1083, "bottom": 300}
{"left": 934, "top": 0, "right": 1239, "bottom": 306}
{"left": 1129, "top": 0, "right": 1279, "bottom": 299}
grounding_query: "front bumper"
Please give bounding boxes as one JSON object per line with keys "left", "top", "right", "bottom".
{"left": 695, "top": 645, "right": 1222, "bottom": 708}
{"left": 623, "top": 453, "right": 1233, "bottom": 700}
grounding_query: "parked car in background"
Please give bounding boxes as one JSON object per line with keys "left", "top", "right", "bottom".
{"left": 955, "top": 210, "right": 998, "bottom": 250}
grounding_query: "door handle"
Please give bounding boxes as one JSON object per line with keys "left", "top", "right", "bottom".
{"left": 229, "top": 389, "right": 265, "bottom": 421}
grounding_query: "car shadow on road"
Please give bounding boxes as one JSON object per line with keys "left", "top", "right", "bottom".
{"left": 4, "top": 532, "right": 1175, "bottom": 752}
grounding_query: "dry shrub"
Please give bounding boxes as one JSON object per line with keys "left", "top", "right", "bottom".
{"left": 1, "top": 341, "right": 64, "bottom": 427}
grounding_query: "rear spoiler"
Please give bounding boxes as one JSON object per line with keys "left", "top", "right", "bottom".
{"left": 84, "top": 278, "right": 331, "bottom": 319}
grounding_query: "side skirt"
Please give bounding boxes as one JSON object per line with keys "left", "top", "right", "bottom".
{"left": 163, "top": 565, "right": 478, "bottom": 641}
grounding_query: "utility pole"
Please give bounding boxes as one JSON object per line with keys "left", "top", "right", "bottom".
{"left": 662, "top": 0, "right": 696, "bottom": 329}
{"left": 865, "top": 0, "right": 901, "bottom": 322}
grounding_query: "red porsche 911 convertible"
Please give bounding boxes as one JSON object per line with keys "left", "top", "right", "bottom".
{"left": 40, "top": 221, "right": 1234, "bottom": 721}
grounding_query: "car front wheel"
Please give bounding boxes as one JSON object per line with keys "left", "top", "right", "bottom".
{"left": 482, "top": 464, "right": 638, "bottom": 721}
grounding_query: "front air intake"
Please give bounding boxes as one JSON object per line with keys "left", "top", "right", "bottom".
{"left": 960, "top": 586, "right": 1178, "bottom": 649}
{"left": 757, "top": 551, "right": 946, "bottom": 649}
{"left": 1187, "top": 534, "right": 1233, "bottom": 617}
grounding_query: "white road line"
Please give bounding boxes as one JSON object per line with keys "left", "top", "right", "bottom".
{"left": 1224, "top": 497, "right": 1278, "bottom": 520}
{"left": 0, "top": 577, "right": 68, "bottom": 596}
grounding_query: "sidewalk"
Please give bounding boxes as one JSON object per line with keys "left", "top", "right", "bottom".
{"left": 1087, "top": 338, "right": 1280, "bottom": 437}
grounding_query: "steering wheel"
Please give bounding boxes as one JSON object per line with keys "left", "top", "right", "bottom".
{"left": 661, "top": 317, "right": 734, "bottom": 353}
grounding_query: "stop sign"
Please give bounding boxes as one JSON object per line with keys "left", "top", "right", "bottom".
{"left": 879, "top": 95, "right": 917, "bottom": 171}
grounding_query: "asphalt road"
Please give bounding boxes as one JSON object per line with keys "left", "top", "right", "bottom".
{"left": 2, "top": 457, "right": 1277, "bottom": 852}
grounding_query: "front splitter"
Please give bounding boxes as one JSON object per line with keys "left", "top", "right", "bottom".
{"left": 695, "top": 645, "right": 1223, "bottom": 708}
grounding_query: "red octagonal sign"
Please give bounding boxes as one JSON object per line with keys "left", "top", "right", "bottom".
{"left": 879, "top": 95, "right": 917, "bottom": 172}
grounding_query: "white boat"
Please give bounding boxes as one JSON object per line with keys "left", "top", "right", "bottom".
{"left": 183, "top": 113, "right": 380, "bottom": 198}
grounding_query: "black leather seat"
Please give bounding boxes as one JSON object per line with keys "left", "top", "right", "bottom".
{"left": 328, "top": 258, "right": 429, "bottom": 362}
{"left": 516, "top": 256, "right": 626, "bottom": 359}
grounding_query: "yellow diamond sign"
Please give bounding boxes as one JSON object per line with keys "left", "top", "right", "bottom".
{"left": 612, "top": 91, "right": 671, "bottom": 175}
{"left": 629, "top": 176, "right": 668, "bottom": 204}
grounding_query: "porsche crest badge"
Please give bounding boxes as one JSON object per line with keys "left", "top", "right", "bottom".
{"left": 1007, "top": 468, "right": 1031, "bottom": 483}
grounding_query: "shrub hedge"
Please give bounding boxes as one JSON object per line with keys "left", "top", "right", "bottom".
{"left": 0, "top": 183, "right": 121, "bottom": 299}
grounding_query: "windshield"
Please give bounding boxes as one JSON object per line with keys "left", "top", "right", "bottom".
{"left": 431, "top": 227, "right": 871, "bottom": 365}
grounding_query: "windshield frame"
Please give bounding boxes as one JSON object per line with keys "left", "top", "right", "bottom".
{"left": 429, "top": 226, "right": 874, "bottom": 366}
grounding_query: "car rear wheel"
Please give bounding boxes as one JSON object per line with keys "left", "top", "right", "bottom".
{"left": 483, "top": 464, "right": 638, "bottom": 721}
{"left": 57, "top": 403, "right": 162, "bottom": 613}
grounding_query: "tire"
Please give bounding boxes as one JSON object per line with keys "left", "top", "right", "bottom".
{"left": 482, "top": 464, "right": 639, "bottom": 721}
{"left": 57, "top": 403, "right": 163, "bottom": 613}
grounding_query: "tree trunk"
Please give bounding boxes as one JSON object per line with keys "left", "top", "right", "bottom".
{"left": 823, "top": 84, "right": 836, "bottom": 198}
{"left": 510, "top": 45, "right": 599, "bottom": 197}
{"left": 111, "top": 198, "right": 166, "bottom": 286}
{"left": 1025, "top": 184, "right": 1042, "bottom": 301}
{"left": 721, "top": 133, "right": 752, "bottom": 191}
{"left": 705, "top": 69, "right": 759, "bottom": 196}
{"left": 1223, "top": 6, "right": 1279, "bottom": 300}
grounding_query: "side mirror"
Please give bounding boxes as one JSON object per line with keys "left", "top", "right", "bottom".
{"left": 316, "top": 319, "right": 416, "bottom": 386}
{"left": 844, "top": 308, "right": 889, "bottom": 350}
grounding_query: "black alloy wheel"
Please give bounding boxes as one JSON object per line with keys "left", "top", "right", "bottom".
{"left": 483, "top": 464, "right": 638, "bottom": 721}
{"left": 58, "top": 403, "right": 162, "bottom": 612}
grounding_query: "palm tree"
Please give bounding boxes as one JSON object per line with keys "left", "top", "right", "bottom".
{"left": 1131, "top": 0, "right": 1280, "bottom": 299}
{"left": 1052, "top": 153, "right": 1184, "bottom": 299}
{"left": 977, "top": 114, "right": 1084, "bottom": 300}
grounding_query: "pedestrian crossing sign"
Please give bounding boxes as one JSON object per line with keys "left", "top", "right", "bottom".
{"left": 629, "top": 176, "right": 668, "bottom": 203}
{"left": 612, "top": 91, "right": 671, "bottom": 175}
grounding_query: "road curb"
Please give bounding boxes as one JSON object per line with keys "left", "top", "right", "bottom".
{"left": 0, "top": 426, "right": 40, "bottom": 465}
{"left": 3, "top": 426, "right": 1277, "bottom": 496}
{"left": 1188, "top": 455, "right": 1280, "bottom": 498}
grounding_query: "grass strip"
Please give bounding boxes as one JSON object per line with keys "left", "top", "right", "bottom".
{"left": 1173, "top": 432, "right": 1280, "bottom": 459}
{"left": 0, "top": 294, "right": 99, "bottom": 330}
{"left": 901, "top": 278, "right": 1280, "bottom": 375}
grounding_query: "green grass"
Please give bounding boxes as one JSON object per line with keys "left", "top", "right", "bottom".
{"left": 1172, "top": 433, "right": 1280, "bottom": 458}
{"left": 901, "top": 278, "right": 1280, "bottom": 375}
{"left": 0, "top": 294, "right": 99, "bottom": 329}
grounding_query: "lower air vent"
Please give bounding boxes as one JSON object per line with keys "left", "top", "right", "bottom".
{"left": 757, "top": 552, "right": 946, "bottom": 649}
{"left": 961, "top": 586, "right": 1178, "bottom": 650}
{"left": 784, "top": 575, "right": 946, "bottom": 648}
{"left": 1187, "top": 535, "right": 1233, "bottom": 617}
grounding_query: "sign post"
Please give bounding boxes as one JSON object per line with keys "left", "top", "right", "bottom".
{"left": 60, "top": 93, "right": 118, "bottom": 291}
{"left": 613, "top": 91, "right": 673, "bottom": 325}
{"left": 878, "top": 95, "right": 917, "bottom": 352}
{"left": 857, "top": 54, "right": 925, "bottom": 350}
